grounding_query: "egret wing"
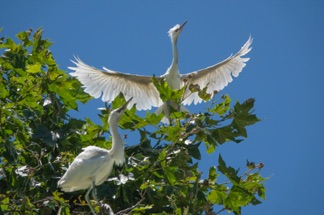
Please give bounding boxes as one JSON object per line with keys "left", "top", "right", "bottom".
{"left": 181, "top": 36, "right": 253, "bottom": 105}
{"left": 69, "top": 57, "right": 163, "bottom": 110}
{"left": 57, "top": 146, "right": 113, "bottom": 192}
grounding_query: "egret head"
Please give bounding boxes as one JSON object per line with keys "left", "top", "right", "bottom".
{"left": 108, "top": 97, "right": 133, "bottom": 125}
{"left": 168, "top": 21, "right": 187, "bottom": 42}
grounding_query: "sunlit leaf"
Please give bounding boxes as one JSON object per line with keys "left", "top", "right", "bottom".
{"left": 198, "top": 86, "right": 211, "bottom": 101}
{"left": 152, "top": 76, "right": 186, "bottom": 102}
{"left": 0, "top": 84, "right": 9, "bottom": 98}
{"left": 0, "top": 197, "right": 9, "bottom": 211}
{"left": 0, "top": 28, "right": 266, "bottom": 214}
{"left": 26, "top": 63, "right": 41, "bottom": 73}
{"left": 211, "top": 94, "right": 231, "bottom": 115}
{"left": 208, "top": 166, "right": 218, "bottom": 183}
{"left": 207, "top": 190, "right": 226, "bottom": 204}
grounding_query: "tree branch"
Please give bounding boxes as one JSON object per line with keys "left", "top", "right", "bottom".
{"left": 115, "top": 198, "right": 145, "bottom": 215}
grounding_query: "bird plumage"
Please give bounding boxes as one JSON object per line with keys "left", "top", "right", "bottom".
{"left": 69, "top": 22, "right": 252, "bottom": 113}
{"left": 57, "top": 97, "right": 132, "bottom": 214}
{"left": 58, "top": 146, "right": 112, "bottom": 192}
{"left": 180, "top": 35, "right": 252, "bottom": 105}
{"left": 70, "top": 60, "right": 160, "bottom": 110}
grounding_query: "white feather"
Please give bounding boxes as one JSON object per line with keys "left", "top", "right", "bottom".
{"left": 69, "top": 23, "right": 252, "bottom": 121}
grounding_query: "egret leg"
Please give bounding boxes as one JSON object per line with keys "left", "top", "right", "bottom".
{"left": 91, "top": 183, "right": 115, "bottom": 215}
{"left": 91, "top": 183, "right": 99, "bottom": 204}
{"left": 85, "top": 187, "right": 97, "bottom": 215}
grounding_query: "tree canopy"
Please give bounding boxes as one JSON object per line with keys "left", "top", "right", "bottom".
{"left": 0, "top": 28, "right": 266, "bottom": 215}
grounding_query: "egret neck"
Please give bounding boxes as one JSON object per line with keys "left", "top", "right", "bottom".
{"left": 164, "top": 36, "right": 181, "bottom": 89}
{"left": 109, "top": 118, "right": 124, "bottom": 166}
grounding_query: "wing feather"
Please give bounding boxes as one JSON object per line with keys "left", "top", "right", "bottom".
{"left": 181, "top": 36, "right": 253, "bottom": 106}
{"left": 57, "top": 146, "right": 112, "bottom": 192}
{"left": 69, "top": 57, "right": 162, "bottom": 110}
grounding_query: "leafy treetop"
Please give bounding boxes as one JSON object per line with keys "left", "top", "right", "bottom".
{"left": 0, "top": 28, "right": 266, "bottom": 215}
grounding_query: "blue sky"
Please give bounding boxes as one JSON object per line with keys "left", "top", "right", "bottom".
{"left": 2, "top": 1, "right": 324, "bottom": 214}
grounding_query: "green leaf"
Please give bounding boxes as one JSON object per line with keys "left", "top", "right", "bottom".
{"left": 198, "top": 128, "right": 218, "bottom": 154}
{"left": 2, "top": 38, "right": 20, "bottom": 52}
{"left": 186, "top": 142, "right": 201, "bottom": 160}
{"left": 26, "top": 63, "right": 42, "bottom": 73}
{"left": 0, "top": 197, "right": 9, "bottom": 212}
{"left": 152, "top": 76, "right": 185, "bottom": 102}
{"left": 242, "top": 172, "right": 267, "bottom": 200}
{"left": 218, "top": 155, "right": 240, "bottom": 184}
{"left": 153, "top": 76, "right": 172, "bottom": 102}
{"left": 0, "top": 28, "right": 266, "bottom": 214}
{"left": 258, "top": 186, "right": 266, "bottom": 200}
{"left": 188, "top": 84, "right": 211, "bottom": 101}
{"left": 111, "top": 93, "right": 128, "bottom": 109}
{"left": 130, "top": 204, "right": 153, "bottom": 213}
{"left": 213, "top": 125, "right": 242, "bottom": 144}
{"left": 0, "top": 83, "right": 9, "bottom": 98}
{"left": 169, "top": 110, "right": 188, "bottom": 120}
{"left": 208, "top": 166, "right": 218, "bottom": 183}
{"left": 207, "top": 190, "right": 226, "bottom": 204}
{"left": 16, "top": 30, "right": 32, "bottom": 47}
{"left": 234, "top": 98, "right": 255, "bottom": 114}
{"left": 198, "top": 85, "right": 211, "bottom": 101}
{"left": 231, "top": 98, "right": 260, "bottom": 138}
{"left": 32, "top": 125, "right": 57, "bottom": 146}
{"left": 48, "top": 67, "right": 64, "bottom": 80}
{"left": 164, "top": 166, "right": 178, "bottom": 186}
{"left": 224, "top": 186, "right": 259, "bottom": 214}
{"left": 157, "top": 148, "right": 167, "bottom": 165}
{"left": 211, "top": 94, "right": 231, "bottom": 115}
{"left": 188, "top": 83, "right": 200, "bottom": 93}
{"left": 156, "top": 122, "right": 184, "bottom": 142}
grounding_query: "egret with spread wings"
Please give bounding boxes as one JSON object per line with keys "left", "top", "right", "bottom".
{"left": 70, "top": 22, "right": 252, "bottom": 116}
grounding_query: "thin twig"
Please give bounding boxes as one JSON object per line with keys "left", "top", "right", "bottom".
{"left": 215, "top": 207, "right": 226, "bottom": 215}
{"left": 115, "top": 198, "right": 145, "bottom": 215}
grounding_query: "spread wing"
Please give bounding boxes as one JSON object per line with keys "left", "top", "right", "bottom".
{"left": 181, "top": 36, "right": 253, "bottom": 105}
{"left": 69, "top": 57, "right": 163, "bottom": 110}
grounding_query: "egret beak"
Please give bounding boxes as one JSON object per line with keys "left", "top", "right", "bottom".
{"left": 118, "top": 97, "right": 133, "bottom": 112}
{"left": 176, "top": 21, "right": 187, "bottom": 32}
{"left": 180, "top": 21, "right": 187, "bottom": 30}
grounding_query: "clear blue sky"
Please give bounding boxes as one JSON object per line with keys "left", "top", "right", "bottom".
{"left": 2, "top": 1, "right": 323, "bottom": 214}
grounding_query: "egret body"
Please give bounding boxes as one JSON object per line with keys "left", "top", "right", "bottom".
{"left": 57, "top": 97, "right": 132, "bottom": 215}
{"left": 69, "top": 22, "right": 252, "bottom": 118}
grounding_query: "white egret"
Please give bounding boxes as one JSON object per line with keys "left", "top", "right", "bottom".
{"left": 57, "top": 97, "right": 132, "bottom": 215}
{"left": 69, "top": 21, "right": 252, "bottom": 117}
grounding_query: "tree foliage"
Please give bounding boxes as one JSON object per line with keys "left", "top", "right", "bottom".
{"left": 0, "top": 29, "right": 267, "bottom": 215}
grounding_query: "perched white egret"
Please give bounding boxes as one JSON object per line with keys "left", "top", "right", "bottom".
{"left": 57, "top": 97, "right": 132, "bottom": 215}
{"left": 69, "top": 21, "right": 252, "bottom": 117}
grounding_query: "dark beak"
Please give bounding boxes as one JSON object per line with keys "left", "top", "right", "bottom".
{"left": 179, "top": 21, "right": 187, "bottom": 31}
{"left": 118, "top": 97, "right": 133, "bottom": 112}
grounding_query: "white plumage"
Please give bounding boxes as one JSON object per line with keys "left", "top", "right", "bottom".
{"left": 57, "top": 97, "right": 132, "bottom": 215}
{"left": 69, "top": 21, "right": 252, "bottom": 115}
{"left": 58, "top": 146, "right": 113, "bottom": 192}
